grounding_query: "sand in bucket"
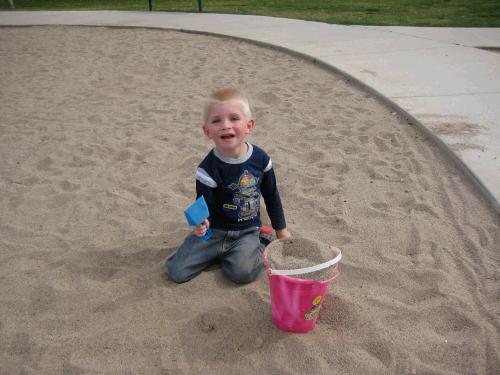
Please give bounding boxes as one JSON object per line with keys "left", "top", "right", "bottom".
{"left": 267, "top": 237, "right": 339, "bottom": 280}
{"left": 263, "top": 237, "right": 342, "bottom": 333}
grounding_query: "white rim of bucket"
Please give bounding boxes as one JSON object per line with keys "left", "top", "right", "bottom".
{"left": 269, "top": 246, "right": 342, "bottom": 276}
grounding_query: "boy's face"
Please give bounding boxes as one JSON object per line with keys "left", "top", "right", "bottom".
{"left": 203, "top": 100, "right": 254, "bottom": 158}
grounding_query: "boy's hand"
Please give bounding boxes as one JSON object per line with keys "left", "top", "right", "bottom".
{"left": 275, "top": 228, "right": 291, "bottom": 239}
{"left": 193, "top": 219, "right": 210, "bottom": 237}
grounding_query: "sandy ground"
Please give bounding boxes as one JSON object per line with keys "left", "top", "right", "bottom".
{"left": 0, "top": 26, "right": 498, "bottom": 375}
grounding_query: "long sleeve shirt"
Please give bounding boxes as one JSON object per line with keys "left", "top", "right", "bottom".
{"left": 195, "top": 143, "right": 286, "bottom": 231}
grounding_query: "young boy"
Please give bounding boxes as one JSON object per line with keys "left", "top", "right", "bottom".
{"left": 166, "top": 88, "right": 290, "bottom": 284}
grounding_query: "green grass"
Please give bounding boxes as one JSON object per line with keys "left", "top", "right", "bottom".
{"left": 2, "top": 0, "right": 500, "bottom": 27}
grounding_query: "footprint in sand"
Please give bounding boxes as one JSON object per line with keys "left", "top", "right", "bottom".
{"left": 363, "top": 340, "right": 394, "bottom": 369}
{"left": 116, "top": 149, "right": 131, "bottom": 162}
{"left": 368, "top": 201, "right": 391, "bottom": 217}
{"left": 87, "top": 114, "right": 102, "bottom": 124}
{"left": 35, "top": 157, "right": 52, "bottom": 171}
{"left": 424, "top": 305, "right": 479, "bottom": 336}
{"left": 317, "top": 161, "right": 350, "bottom": 176}
{"left": 30, "top": 283, "right": 57, "bottom": 314}
{"left": 181, "top": 307, "right": 266, "bottom": 363}
{"left": 35, "top": 156, "right": 62, "bottom": 175}
{"left": 302, "top": 150, "right": 326, "bottom": 164}
{"left": 59, "top": 180, "right": 80, "bottom": 192}
{"left": 402, "top": 197, "right": 440, "bottom": 219}
{"left": 67, "top": 156, "right": 98, "bottom": 168}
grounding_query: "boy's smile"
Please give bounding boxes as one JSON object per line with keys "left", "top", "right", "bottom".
{"left": 203, "top": 100, "right": 254, "bottom": 159}
{"left": 220, "top": 134, "right": 235, "bottom": 140}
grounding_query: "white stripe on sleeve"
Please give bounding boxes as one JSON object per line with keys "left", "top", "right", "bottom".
{"left": 264, "top": 158, "right": 273, "bottom": 173}
{"left": 196, "top": 168, "right": 217, "bottom": 188}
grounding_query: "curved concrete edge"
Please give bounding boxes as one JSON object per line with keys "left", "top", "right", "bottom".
{"left": 1, "top": 11, "right": 499, "bottom": 213}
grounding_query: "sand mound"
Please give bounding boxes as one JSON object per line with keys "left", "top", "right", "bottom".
{"left": 267, "top": 237, "right": 340, "bottom": 280}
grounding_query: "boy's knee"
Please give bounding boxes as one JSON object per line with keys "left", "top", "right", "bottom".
{"left": 165, "top": 259, "right": 190, "bottom": 284}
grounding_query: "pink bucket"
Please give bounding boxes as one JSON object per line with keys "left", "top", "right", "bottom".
{"left": 263, "top": 241, "right": 342, "bottom": 333}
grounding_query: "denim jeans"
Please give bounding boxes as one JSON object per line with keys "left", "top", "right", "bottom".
{"left": 166, "top": 226, "right": 265, "bottom": 284}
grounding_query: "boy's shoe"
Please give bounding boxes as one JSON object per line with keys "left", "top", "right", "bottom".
{"left": 259, "top": 226, "right": 274, "bottom": 247}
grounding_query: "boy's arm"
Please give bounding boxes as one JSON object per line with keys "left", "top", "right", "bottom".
{"left": 260, "top": 167, "right": 288, "bottom": 236}
{"left": 196, "top": 179, "right": 216, "bottom": 226}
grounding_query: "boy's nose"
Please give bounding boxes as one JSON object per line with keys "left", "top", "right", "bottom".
{"left": 222, "top": 119, "right": 232, "bottom": 128}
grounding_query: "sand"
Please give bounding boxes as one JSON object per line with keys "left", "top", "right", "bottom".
{"left": 0, "top": 26, "right": 498, "bottom": 374}
{"left": 267, "top": 237, "right": 340, "bottom": 280}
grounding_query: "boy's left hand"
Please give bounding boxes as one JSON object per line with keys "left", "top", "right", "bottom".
{"left": 275, "top": 228, "right": 291, "bottom": 239}
{"left": 193, "top": 219, "right": 210, "bottom": 237}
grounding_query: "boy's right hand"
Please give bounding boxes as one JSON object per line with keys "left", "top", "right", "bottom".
{"left": 193, "top": 219, "right": 210, "bottom": 237}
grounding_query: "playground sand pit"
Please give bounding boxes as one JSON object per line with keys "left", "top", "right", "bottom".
{"left": 0, "top": 26, "right": 498, "bottom": 375}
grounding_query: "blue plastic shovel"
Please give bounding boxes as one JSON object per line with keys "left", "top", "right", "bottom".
{"left": 184, "top": 196, "right": 212, "bottom": 241}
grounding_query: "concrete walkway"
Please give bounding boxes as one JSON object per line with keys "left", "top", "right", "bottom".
{"left": 1, "top": 11, "right": 499, "bottom": 212}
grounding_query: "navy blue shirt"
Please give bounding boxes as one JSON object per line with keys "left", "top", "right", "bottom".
{"left": 195, "top": 143, "right": 286, "bottom": 231}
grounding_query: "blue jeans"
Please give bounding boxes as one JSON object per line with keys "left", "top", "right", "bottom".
{"left": 166, "top": 226, "right": 265, "bottom": 284}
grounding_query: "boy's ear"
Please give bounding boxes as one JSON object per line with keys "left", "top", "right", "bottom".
{"left": 202, "top": 124, "right": 210, "bottom": 137}
{"left": 246, "top": 119, "right": 255, "bottom": 132}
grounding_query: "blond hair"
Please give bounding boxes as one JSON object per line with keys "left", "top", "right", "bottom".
{"left": 204, "top": 88, "right": 252, "bottom": 123}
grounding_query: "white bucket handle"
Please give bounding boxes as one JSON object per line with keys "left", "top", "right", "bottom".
{"left": 269, "top": 246, "right": 342, "bottom": 276}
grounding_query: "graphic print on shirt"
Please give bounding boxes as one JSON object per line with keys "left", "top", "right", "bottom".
{"left": 226, "top": 170, "right": 260, "bottom": 222}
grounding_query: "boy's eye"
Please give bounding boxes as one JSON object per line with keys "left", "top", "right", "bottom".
{"left": 231, "top": 116, "right": 240, "bottom": 121}
{"left": 211, "top": 119, "right": 220, "bottom": 124}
